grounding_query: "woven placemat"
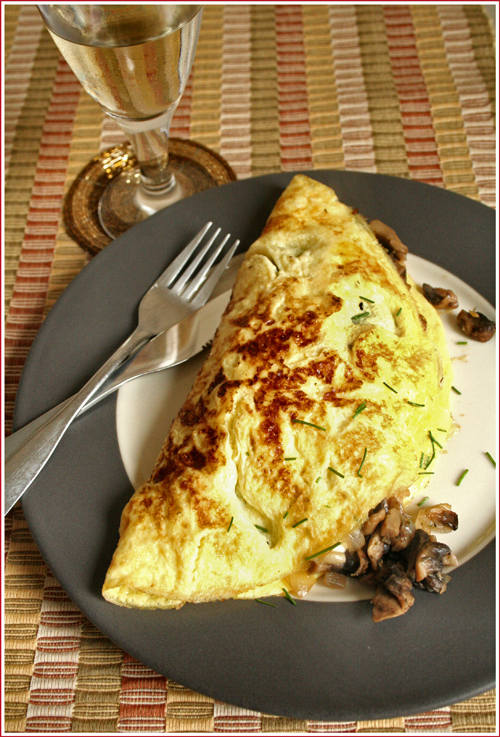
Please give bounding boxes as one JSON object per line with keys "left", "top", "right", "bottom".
{"left": 4, "top": 4, "right": 496, "bottom": 733}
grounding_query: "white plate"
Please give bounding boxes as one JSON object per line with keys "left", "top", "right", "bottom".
{"left": 116, "top": 254, "right": 496, "bottom": 603}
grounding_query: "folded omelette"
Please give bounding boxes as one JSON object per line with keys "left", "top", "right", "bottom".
{"left": 103, "top": 175, "right": 454, "bottom": 609}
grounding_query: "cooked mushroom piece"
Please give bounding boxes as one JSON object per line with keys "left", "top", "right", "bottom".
{"left": 457, "top": 309, "right": 496, "bottom": 342}
{"left": 369, "top": 219, "right": 408, "bottom": 278}
{"left": 367, "top": 529, "right": 390, "bottom": 570}
{"left": 362, "top": 509, "right": 385, "bottom": 536}
{"left": 384, "top": 569, "right": 415, "bottom": 611}
{"left": 380, "top": 507, "right": 402, "bottom": 542}
{"left": 442, "top": 550, "right": 458, "bottom": 568}
{"left": 390, "top": 512, "right": 415, "bottom": 552}
{"left": 371, "top": 586, "right": 410, "bottom": 622}
{"left": 362, "top": 499, "right": 389, "bottom": 536}
{"left": 404, "top": 528, "right": 429, "bottom": 581}
{"left": 343, "top": 550, "right": 365, "bottom": 575}
{"left": 422, "top": 283, "right": 459, "bottom": 310}
{"left": 414, "top": 540, "right": 457, "bottom": 590}
{"left": 353, "top": 546, "right": 370, "bottom": 576}
{"left": 419, "top": 571, "right": 451, "bottom": 594}
{"left": 415, "top": 504, "right": 458, "bottom": 534}
{"left": 387, "top": 496, "right": 404, "bottom": 513}
{"left": 401, "top": 529, "right": 457, "bottom": 595}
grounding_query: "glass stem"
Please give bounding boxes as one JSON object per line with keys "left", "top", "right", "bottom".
{"left": 120, "top": 107, "right": 177, "bottom": 196}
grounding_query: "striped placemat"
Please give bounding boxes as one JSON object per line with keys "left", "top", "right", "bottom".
{"left": 3, "top": 5, "right": 496, "bottom": 733}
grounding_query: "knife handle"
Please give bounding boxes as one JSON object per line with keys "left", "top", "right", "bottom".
{"left": 4, "top": 329, "right": 147, "bottom": 515}
{"left": 3, "top": 323, "right": 193, "bottom": 474}
{"left": 4, "top": 340, "right": 147, "bottom": 469}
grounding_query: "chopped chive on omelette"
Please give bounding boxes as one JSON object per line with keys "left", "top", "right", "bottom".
{"left": 406, "top": 400, "right": 425, "bottom": 407}
{"left": 359, "top": 295, "right": 375, "bottom": 303}
{"left": 292, "top": 418, "right": 326, "bottom": 431}
{"left": 357, "top": 448, "right": 367, "bottom": 477}
{"left": 429, "top": 431, "right": 443, "bottom": 449}
{"left": 383, "top": 381, "right": 398, "bottom": 393}
{"left": 284, "top": 457, "right": 297, "bottom": 461}
{"left": 292, "top": 518, "right": 308, "bottom": 528}
{"left": 227, "top": 517, "right": 234, "bottom": 532}
{"left": 424, "top": 432, "right": 438, "bottom": 469}
{"left": 254, "top": 524, "right": 268, "bottom": 533}
{"left": 396, "top": 307, "right": 402, "bottom": 317}
{"left": 353, "top": 401, "right": 367, "bottom": 418}
{"left": 328, "top": 466, "right": 344, "bottom": 478}
{"left": 351, "top": 311, "right": 371, "bottom": 322}
{"left": 282, "top": 588, "right": 297, "bottom": 605}
{"left": 304, "top": 542, "right": 340, "bottom": 561}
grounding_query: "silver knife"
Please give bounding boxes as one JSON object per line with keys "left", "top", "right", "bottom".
{"left": 4, "top": 290, "right": 231, "bottom": 514}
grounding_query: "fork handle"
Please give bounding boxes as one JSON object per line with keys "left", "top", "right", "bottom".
{"left": 4, "top": 328, "right": 149, "bottom": 515}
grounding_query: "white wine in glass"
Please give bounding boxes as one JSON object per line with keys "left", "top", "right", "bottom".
{"left": 38, "top": 5, "right": 206, "bottom": 239}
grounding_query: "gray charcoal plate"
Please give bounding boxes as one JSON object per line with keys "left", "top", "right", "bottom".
{"left": 16, "top": 171, "right": 496, "bottom": 721}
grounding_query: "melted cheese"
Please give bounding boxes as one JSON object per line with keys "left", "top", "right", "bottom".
{"left": 103, "top": 175, "right": 453, "bottom": 609}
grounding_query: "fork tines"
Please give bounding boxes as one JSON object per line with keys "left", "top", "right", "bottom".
{"left": 167, "top": 223, "right": 239, "bottom": 306}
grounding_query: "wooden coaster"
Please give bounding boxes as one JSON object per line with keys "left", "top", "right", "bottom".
{"left": 63, "top": 138, "right": 237, "bottom": 256}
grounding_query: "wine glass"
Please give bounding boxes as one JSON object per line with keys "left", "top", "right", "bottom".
{"left": 37, "top": 5, "right": 233, "bottom": 248}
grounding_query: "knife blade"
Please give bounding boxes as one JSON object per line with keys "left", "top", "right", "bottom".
{"left": 85, "top": 288, "right": 231, "bottom": 410}
{"left": 4, "top": 289, "right": 231, "bottom": 511}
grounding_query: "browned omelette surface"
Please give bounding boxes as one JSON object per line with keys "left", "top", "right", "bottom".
{"left": 103, "top": 175, "right": 453, "bottom": 609}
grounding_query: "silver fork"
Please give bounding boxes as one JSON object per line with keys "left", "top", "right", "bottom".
{"left": 5, "top": 223, "right": 239, "bottom": 513}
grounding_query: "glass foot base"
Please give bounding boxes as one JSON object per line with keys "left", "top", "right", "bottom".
{"left": 98, "top": 166, "right": 199, "bottom": 240}
{"left": 63, "top": 138, "right": 237, "bottom": 255}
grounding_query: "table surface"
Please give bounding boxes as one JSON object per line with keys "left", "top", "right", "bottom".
{"left": 3, "top": 4, "right": 496, "bottom": 734}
